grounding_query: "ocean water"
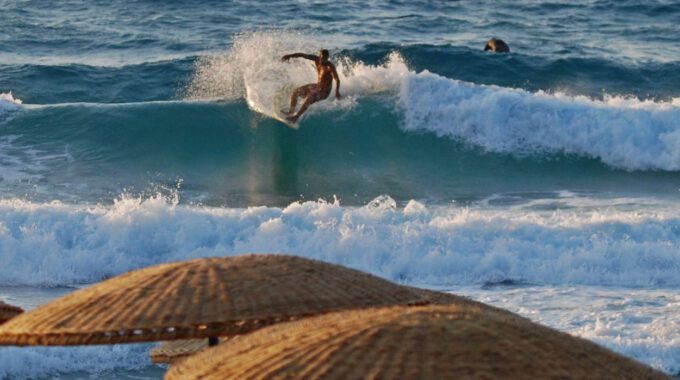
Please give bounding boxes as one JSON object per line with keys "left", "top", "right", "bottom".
{"left": 1, "top": 0, "right": 680, "bottom": 378}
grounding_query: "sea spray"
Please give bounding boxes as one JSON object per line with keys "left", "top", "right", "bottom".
{"left": 184, "top": 31, "right": 319, "bottom": 100}
{"left": 184, "top": 31, "right": 409, "bottom": 116}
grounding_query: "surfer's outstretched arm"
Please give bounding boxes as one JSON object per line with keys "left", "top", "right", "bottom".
{"left": 331, "top": 64, "right": 341, "bottom": 99}
{"left": 281, "top": 53, "right": 317, "bottom": 62}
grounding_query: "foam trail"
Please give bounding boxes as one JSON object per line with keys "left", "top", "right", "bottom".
{"left": 0, "top": 93, "right": 22, "bottom": 118}
{"left": 1, "top": 195, "right": 680, "bottom": 287}
{"left": 399, "top": 71, "right": 680, "bottom": 171}
{"left": 0, "top": 93, "right": 22, "bottom": 105}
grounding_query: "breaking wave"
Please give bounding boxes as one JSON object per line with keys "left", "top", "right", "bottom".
{"left": 1, "top": 194, "right": 679, "bottom": 288}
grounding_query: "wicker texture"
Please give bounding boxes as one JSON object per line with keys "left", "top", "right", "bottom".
{"left": 167, "top": 304, "right": 669, "bottom": 380}
{"left": 149, "top": 288, "right": 483, "bottom": 363}
{"left": 405, "top": 286, "right": 515, "bottom": 315}
{"left": 0, "top": 254, "right": 434, "bottom": 346}
{"left": 0, "top": 301, "right": 23, "bottom": 325}
{"left": 150, "top": 339, "right": 210, "bottom": 364}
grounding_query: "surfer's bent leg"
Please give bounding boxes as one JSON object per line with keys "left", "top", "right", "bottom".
{"left": 290, "top": 87, "right": 329, "bottom": 122}
{"left": 288, "top": 84, "right": 316, "bottom": 114}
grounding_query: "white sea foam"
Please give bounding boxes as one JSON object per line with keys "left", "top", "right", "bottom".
{"left": 1, "top": 194, "right": 680, "bottom": 288}
{"left": 0, "top": 92, "right": 22, "bottom": 105}
{"left": 398, "top": 71, "right": 680, "bottom": 171}
{"left": 459, "top": 285, "right": 680, "bottom": 376}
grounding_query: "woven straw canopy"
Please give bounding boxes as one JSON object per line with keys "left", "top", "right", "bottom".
{"left": 0, "top": 301, "right": 23, "bottom": 325}
{"left": 0, "top": 254, "right": 441, "bottom": 346}
{"left": 149, "top": 287, "right": 482, "bottom": 364}
{"left": 167, "top": 304, "right": 667, "bottom": 380}
{"left": 150, "top": 339, "right": 211, "bottom": 364}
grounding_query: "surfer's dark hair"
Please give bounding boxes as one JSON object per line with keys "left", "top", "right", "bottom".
{"left": 319, "top": 49, "right": 329, "bottom": 59}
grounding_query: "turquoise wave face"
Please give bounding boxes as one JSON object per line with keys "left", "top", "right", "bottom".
{"left": 0, "top": 1, "right": 678, "bottom": 207}
{"left": 1, "top": 98, "right": 678, "bottom": 206}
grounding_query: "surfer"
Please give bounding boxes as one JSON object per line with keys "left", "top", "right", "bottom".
{"left": 281, "top": 49, "right": 341, "bottom": 123}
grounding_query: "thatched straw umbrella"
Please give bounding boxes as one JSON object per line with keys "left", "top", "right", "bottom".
{"left": 149, "top": 286, "right": 485, "bottom": 364}
{"left": 150, "top": 339, "right": 211, "bottom": 364}
{"left": 0, "top": 254, "right": 458, "bottom": 346}
{"left": 0, "top": 301, "right": 23, "bottom": 325}
{"left": 166, "top": 304, "right": 668, "bottom": 380}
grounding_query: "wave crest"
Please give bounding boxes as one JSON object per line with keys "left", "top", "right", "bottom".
{"left": 1, "top": 194, "right": 680, "bottom": 288}
{"left": 0, "top": 92, "right": 22, "bottom": 118}
{"left": 182, "top": 31, "right": 680, "bottom": 171}
{"left": 398, "top": 71, "right": 680, "bottom": 170}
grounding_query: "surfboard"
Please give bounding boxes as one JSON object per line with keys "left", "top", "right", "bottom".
{"left": 245, "top": 82, "right": 300, "bottom": 129}
{"left": 272, "top": 88, "right": 299, "bottom": 129}
{"left": 272, "top": 109, "right": 299, "bottom": 130}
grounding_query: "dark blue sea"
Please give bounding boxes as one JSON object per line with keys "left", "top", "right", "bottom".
{"left": 0, "top": 1, "right": 679, "bottom": 378}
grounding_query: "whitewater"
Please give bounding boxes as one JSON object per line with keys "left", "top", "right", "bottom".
{"left": 2, "top": 1, "right": 680, "bottom": 378}
{"left": 1, "top": 193, "right": 680, "bottom": 288}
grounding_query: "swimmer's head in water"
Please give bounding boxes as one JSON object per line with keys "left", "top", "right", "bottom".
{"left": 484, "top": 38, "right": 510, "bottom": 53}
{"left": 319, "top": 49, "right": 330, "bottom": 60}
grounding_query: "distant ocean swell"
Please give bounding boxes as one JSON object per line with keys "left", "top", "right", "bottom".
{"left": 1, "top": 195, "right": 679, "bottom": 288}
{"left": 4, "top": 44, "right": 680, "bottom": 105}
